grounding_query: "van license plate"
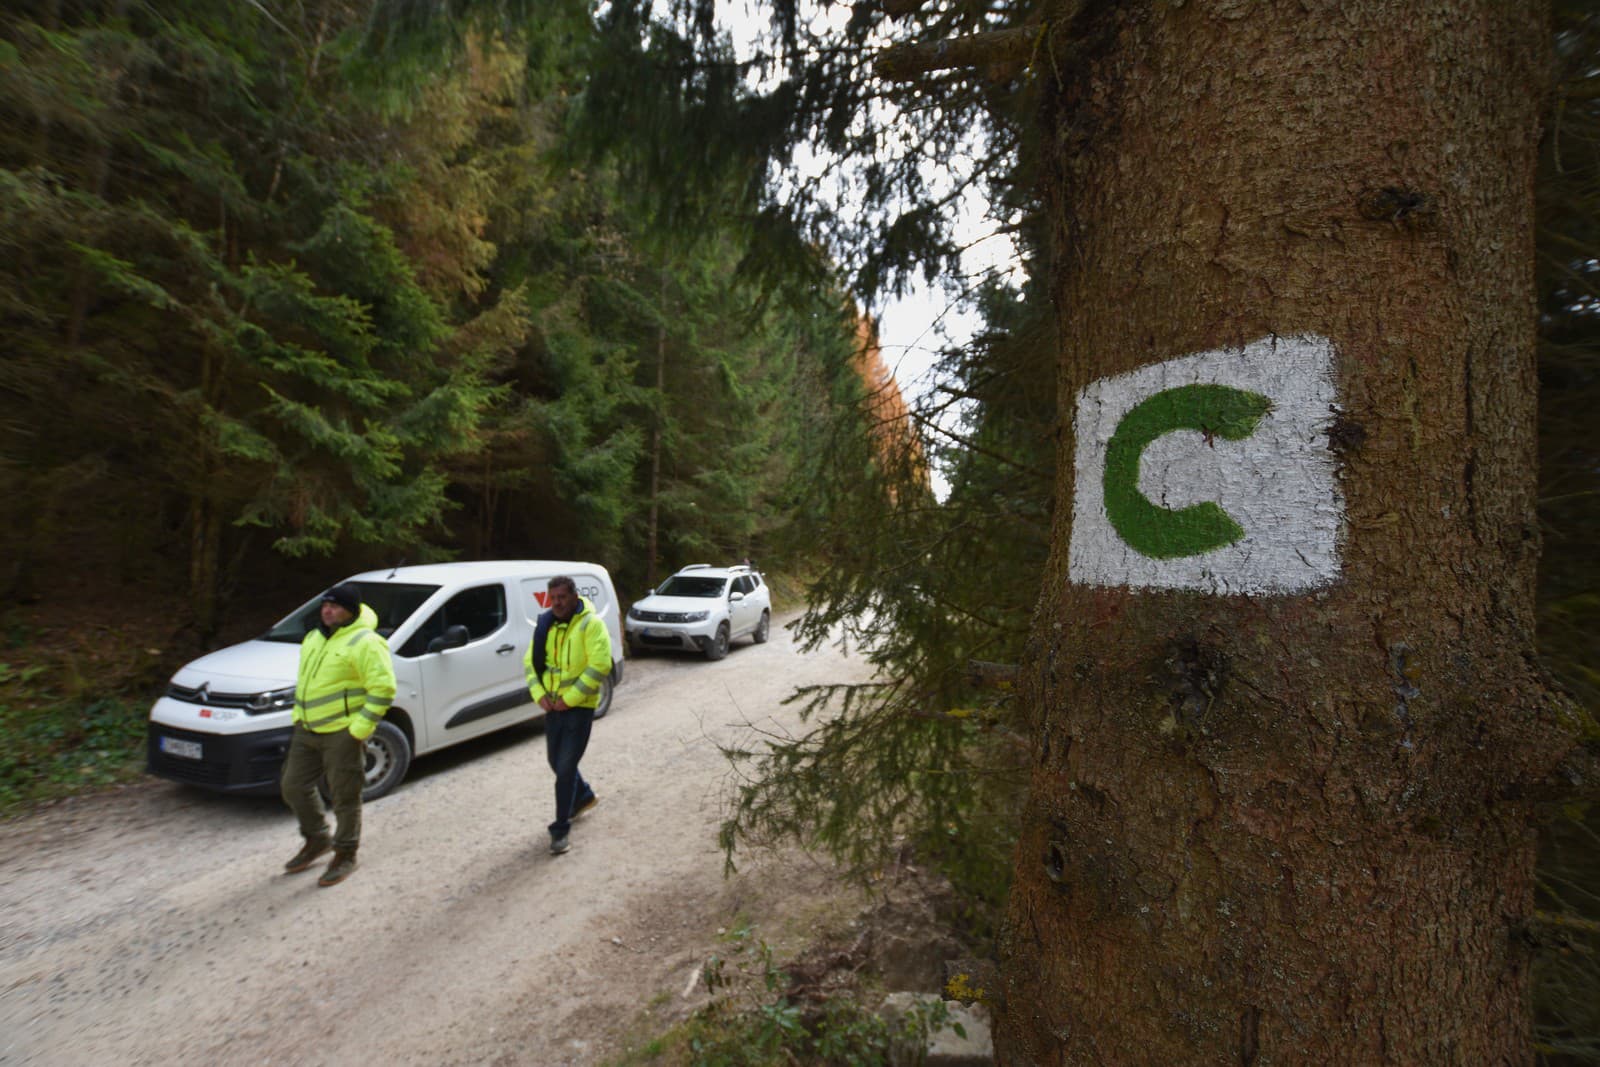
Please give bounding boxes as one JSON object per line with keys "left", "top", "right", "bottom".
{"left": 160, "top": 737, "right": 203, "bottom": 760}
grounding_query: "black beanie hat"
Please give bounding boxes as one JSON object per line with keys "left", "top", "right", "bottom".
{"left": 321, "top": 583, "right": 362, "bottom": 615}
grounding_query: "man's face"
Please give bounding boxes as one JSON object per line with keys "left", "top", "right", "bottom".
{"left": 321, "top": 601, "right": 354, "bottom": 628}
{"left": 548, "top": 584, "right": 578, "bottom": 619}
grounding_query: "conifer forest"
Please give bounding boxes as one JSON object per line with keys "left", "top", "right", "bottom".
{"left": 3, "top": 0, "right": 1600, "bottom": 1062}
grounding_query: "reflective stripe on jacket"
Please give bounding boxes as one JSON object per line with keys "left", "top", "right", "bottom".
{"left": 294, "top": 603, "right": 398, "bottom": 741}
{"left": 524, "top": 598, "right": 613, "bottom": 710}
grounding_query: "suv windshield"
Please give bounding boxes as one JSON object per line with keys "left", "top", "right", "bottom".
{"left": 260, "top": 582, "right": 441, "bottom": 643}
{"left": 656, "top": 576, "right": 728, "bottom": 598}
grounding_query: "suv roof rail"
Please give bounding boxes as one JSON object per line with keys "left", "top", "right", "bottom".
{"left": 727, "top": 564, "right": 750, "bottom": 573}
{"left": 678, "top": 563, "right": 711, "bottom": 571}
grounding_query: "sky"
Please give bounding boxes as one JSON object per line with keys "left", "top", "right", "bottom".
{"left": 710, "top": 2, "right": 1026, "bottom": 497}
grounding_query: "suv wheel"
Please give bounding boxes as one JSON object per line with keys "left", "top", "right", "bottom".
{"left": 705, "top": 623, "right": 730, "bottom": 661}
{"left": 752, "top": 610, "right": 770, "bottom": 644}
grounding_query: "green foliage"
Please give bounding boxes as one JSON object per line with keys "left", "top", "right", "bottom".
{"left": 1535, "top": 810, "right": 1600, "bottom": 1065}
{"left": 1539, "top": 2, "right": 1600, "bottom": 718}
{"left": 455, "top": 125, "right": 864, "bottom": 590}
{"left": 1, "top": 2, "right": 866, "bottom": 648}
{"left": 0, "top": 1, "right": 524, "bottom": 628}
{"left": 719, "top": 270, "right": 1053, "bottom": 922}
{"left": 1534, "top": 7, "right": 1600, "bottom": 1061}
{"left": 668, "top": 994, "right": 951, "bottom": 1067}
{"left": 0, "top": 697, "right": 147, "bottom": 813}
{"left": 618, "top": 930, "right": 956, "bottom": 1067}
{"left": 575, "top": 0, "right": 1013, "bottom": 302}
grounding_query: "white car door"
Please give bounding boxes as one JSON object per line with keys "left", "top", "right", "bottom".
{"left": 728, "top": 576, "right": 758, "bottom": 637}
{"left": 401, "top": 580, "right": 534, "bottom": 751}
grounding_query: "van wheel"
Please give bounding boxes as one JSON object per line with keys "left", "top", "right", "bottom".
{"left": 752, "top": 611, "right": 770, "bottom": 644}
{"left": 361, "top": 721, "right": 411, "bottom": 800}
{"left": 594, "top": 675, "right": 614, "bottom": 720}
{"left": 705, "top": 623, "right": 730, "bottom": 661}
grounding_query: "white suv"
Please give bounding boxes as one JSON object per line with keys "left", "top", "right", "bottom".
{"left": 625, "top": 564, "right": 771, "bottom": 660}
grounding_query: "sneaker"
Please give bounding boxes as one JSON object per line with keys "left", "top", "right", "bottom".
{"left": 317, "top": 849, "right": 359, "bottom": 887}
{"left": 284, "top": 837, "right": 331, "bottom": 874}
{"left": 574, "top": 795, "right": 599, "bottom": 819}
{"left": 549, "top": 835, "right": 571, "bottom": 855}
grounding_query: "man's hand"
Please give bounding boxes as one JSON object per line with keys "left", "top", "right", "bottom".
{"left": 538, "top": 695, "right": 553, "bottom": 712}
{"left": 550, "top": 696, "right": 569, "bottom": 711}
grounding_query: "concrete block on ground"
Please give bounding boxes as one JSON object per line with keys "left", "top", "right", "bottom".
{"left": 881, "top": 991, "right": 994, "bottom": 1066}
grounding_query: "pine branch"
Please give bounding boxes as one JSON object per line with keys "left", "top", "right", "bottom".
{"left": 874, "top": 3, "right": 1088, "bottom": 85}
{"left": 875, "top": 26, "right": 1039, "bottom": 83}
{"left": 909, "top": 406, "right": 1049, "bottom": 479}
{"left": 878, "top": 0, "right": 929, "bottom": 19}
{"left": 967, "top": 659, "right": 1019, "bottom": 689}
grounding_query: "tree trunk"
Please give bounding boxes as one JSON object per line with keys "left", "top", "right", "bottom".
{"left": 187, "top": 347, "right": 224, "bottom": 646}
{"left": 998, "top": 2, "right": 1575, "bottom": 1062}
{"left": 187, "top": 489, "right": 221, "bottom": 645}
{"left": 645, "top": 276, "right": 668, "bottom": 590}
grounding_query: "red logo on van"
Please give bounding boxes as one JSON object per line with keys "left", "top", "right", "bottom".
{"left": 532, "top": 591, "right": 551, "bottom": 607}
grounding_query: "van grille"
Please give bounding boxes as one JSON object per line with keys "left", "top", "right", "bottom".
{"left": 166, "top": 683, "right": 255, "bottom": 709}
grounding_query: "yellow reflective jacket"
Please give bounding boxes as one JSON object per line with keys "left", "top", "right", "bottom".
{"left": 294, "top": 603, "right": 397, "bottom": 741}
{"left": 524, "top": 597, "right": 613, "bottom": 710}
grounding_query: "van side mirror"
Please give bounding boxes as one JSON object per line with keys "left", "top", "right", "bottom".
{"left": 427, "top": 624, "right": 471, "bottom": 653}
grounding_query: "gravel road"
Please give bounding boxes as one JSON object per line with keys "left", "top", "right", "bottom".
{"left": 0, "top": 616, "right": 873, "bottom": 1065}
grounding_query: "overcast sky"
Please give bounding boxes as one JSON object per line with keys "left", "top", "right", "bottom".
{"left": 716, "top": 1, "right": 1025, "bottom": 496}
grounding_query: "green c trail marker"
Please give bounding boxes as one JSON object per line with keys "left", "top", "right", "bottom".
{"left": 1103, "top": 384, "right": 1272, "bottom": 560}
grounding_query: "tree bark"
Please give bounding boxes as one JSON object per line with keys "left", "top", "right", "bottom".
{"left": 997, "top": 2, "right": 1577, "bottom": 1063}
{"left": 645, "top": 275, "right": 668, "bottom": 591}
{"left": 187, "top": 346, "right": 223, "bottom": 646}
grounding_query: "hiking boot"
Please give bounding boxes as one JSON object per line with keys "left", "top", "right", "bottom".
{"left": 574, "top": 795, "right": 599, "bottom": 819}
{"left": 284, "top": 837, "right": 331, "bottom": 875}
{"left": 317, "top": 849, "right": 359, "bottom": 887}
{"left": 549, "top": 834, "right": 571, "bottom": 855}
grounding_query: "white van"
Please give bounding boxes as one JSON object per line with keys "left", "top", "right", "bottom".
{"left": 146, "top": 561, "right": 623, "bottom": 800}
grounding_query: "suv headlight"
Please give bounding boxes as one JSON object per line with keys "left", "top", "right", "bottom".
{"left": 683, "top": 611, "right": 710, "bottom": 622}
{"left": 627, "top": 606, "right": 643, "bottom": 620}
{"left": 246, "top": 686, "right": 296, "bottom": 715}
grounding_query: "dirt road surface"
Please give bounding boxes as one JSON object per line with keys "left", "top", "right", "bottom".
{"left": 0, "top": 616, "right": 875, "bottom": 1065}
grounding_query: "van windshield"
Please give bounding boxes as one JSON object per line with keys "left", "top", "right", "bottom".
{"left": 656, "top": 576, "right": 728, "bottom": 598}
{"left": 259, "top": 582, "right": 441, "bottom": 643}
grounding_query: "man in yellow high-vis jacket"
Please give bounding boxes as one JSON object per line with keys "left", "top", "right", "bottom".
{"left": 525, "top": 575, "right": 612, "bottom": 855}
{"left": 280, "top": 582, "right": 396, "bottom": 887}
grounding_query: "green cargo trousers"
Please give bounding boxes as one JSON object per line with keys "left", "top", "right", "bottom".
{"left": 280, "top": 724, "right": 365, "bottom": 852}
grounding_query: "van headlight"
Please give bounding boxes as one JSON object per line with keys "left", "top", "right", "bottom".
{"left": 246, "top": 686, "right": 296, "bottom": 715}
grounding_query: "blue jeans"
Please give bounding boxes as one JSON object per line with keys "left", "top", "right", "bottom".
{"left": 545, "top": 705, "right": 596, "bottom": 838}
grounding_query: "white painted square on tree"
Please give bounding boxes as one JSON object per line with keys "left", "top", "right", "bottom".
{"left": 1067, "top": 333, "right": 1344, "bottom": 595}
